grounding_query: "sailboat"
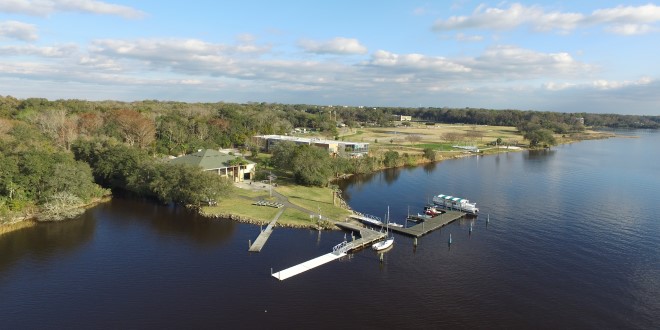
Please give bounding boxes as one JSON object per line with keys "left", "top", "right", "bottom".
{"left": 372, "top": 206, "right": 394, "bottom": 251}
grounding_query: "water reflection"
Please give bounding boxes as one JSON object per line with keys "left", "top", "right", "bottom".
{"left": 0, "top": 211, "right": 95, "bottom": 276}
{"left": 524, "top": 148, "right": 556, "bottom": 160}
{"left": 98, "top": 197, "right": 237, "bottom": 247}
{"left": 382, "top": 168, "right": 400, "bottom": 185}
{"left": 423, "top": 161, "right": 437, "bottom": 174}
{"left": 0, "top": 197, "right": 238, "bottom": 278}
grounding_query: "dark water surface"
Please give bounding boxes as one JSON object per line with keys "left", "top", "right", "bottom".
{"left": 1, "top": 131, "right": 659, "bottom": 329}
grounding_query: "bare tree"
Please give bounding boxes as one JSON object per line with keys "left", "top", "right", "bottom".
{"left": 442, "top": 132, "right": 461, "bottom": 142}
{"left": 34, "top": 109, "right": 78, "bottom": 150}
{"left": 113, "top": 109, "right": 156, "bottom": 149}
{"left": 405, "top": 134, "right": 422, "bottom": 144}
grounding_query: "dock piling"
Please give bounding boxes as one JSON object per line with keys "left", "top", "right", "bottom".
{"left": 448, "top": 233, "right": 452, "bottom": 245}
{"left": 248, "top": 239, "right": 252, "bottom": 249}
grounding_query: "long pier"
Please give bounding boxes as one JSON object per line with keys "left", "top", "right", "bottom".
{"left": 349, "top": 210, "right": 466, "bottom": 237}
{"left": 248, "top": 208, "right": 285, "bottom": 252}
{"left": 272, "top": 224, "right": 385, "bottom": 281}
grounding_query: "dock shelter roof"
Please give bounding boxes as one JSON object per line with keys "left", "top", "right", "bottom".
{"left": 436, "top": 194, "right": 468, "bottom": 203}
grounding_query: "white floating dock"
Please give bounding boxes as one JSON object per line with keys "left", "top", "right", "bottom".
{"left": 272, "top": 252, "right": 346, "bottom": 281}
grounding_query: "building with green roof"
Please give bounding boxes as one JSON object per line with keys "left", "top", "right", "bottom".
{"left": 169, "top": 149, "right": 255, "bottom": 182}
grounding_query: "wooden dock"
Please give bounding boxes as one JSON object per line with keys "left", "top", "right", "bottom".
{"left": 248, "top": 208, "right": 285, "bottom": 252}
{"left": 334, "top": 222, "right": 387, "bottom": 251}
{"left": 350, "top": 210, "right": 465, "bottom": 237}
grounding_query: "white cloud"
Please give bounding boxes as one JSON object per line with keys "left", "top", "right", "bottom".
{"left": 367, "top": 50, "right": 471, "bottom": 73}
{"left": 541, "top": 77, "right": 653, "bottom": 92}
{"left": 433, "top": 3, "right": 660, "bottom": 35}
{"left": 433, "top": 3, "right": 582, "bottom": 33}
{"left": 0, "top": 37, "right": 595, "bottom": 98}
{"left": 1, "top": 34, "right": 656, "bottom": 114}
{"left": 92, "top": 38, "right": 269, "bottom": 58}
{"left": 592, "top": 77, "right": 652, "bottom": 90}
{"left": 0, "top": 0, "right": 145, "bottom": 19}
{"left": 543, "top": 82, "right": 575, "bottom": 91}
{"left": 605, "top": 24, "right": 656, "bottom": 35}
{"left": 298, "top": 37, "right": 368, "bottom": 55}
{"left": 0, "top": 44, "right": 77, "bottom": 57}
{"left": 468, "top": 45, "right": 593, "bottom": 78}
{"left": 589, "top": 4, "right": 660, "bottom": 24}
{"left": 0, "top": 20, "right": 38, "bottom": 41}
{"left": 455, "top": 33, "right": 483, "bottom": 42}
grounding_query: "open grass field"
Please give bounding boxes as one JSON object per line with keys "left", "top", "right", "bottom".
{"left": 340, "top": 123, "right": 521, "bottom": 146}
{"left": 274, "top": 185, "right": 352, "bottom": 221}
{"left": 337, "top": 122, "right": 524, "bottom": 159}
{"left": 202, "top": 182, "right": 352, "bottom": 228}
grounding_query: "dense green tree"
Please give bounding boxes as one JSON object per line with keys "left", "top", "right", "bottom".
{"left": 524, "top": 128, "right": 557, "bottom": 148}
{"left": 351, "top": 156, "right": 378, "bottom": 174}
{"left": 383, "top": 150, "right": 400, "bottom": 167}
{"left": 147, "top": 163, "right": 232, "bottom": 205}
{"left": 423, "top": 147, "right": 436, "bottom": 161}
{"left": 270, "top": 141, "right": 297, "bottom": 171}
{"left": 290, "top": 145, "right": 332, "bottom": 186}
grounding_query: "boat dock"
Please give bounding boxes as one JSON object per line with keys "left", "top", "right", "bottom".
{"left": 248, "top": 208, "right": 285, "bottom": 252}
{"left": 272, "top": 223, "right": 385, "bottom": 281}
{"left": 272, "top": 251, "right": 346, "bottom": 280}
{"left": 350, "top": 210, "right": 466, "bottom": 237}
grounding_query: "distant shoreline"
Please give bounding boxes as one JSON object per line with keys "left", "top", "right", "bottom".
{"left": 0, "top": 129, "right": 617, "bottom": 235}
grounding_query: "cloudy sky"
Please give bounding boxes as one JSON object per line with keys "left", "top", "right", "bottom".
{"left": 1, "top": 0, "right": 659, "bottom": 115}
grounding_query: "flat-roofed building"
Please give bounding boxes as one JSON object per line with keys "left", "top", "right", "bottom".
{"left": 392, "top": 115, "right": 412, "bottom": 121}
{"left": 254, "top": 135, "right": 369, "bottom": 157}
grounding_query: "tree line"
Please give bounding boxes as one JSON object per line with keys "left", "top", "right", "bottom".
{"left": 1, "top": 95, "right": 657, "bottom": 222}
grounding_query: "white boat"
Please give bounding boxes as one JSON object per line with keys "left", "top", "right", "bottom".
{"left": 432, "top": 194, "right": 479, "bottom": 215}
{"left": 387, "top": 222, "right": 403, "bottom": 228}
{"left": 373, "top": 206, "right": 394, "bottom": 251}
{"left": 359, "top": 217, "right": 383, "bottom": 226}
{"left": 372, "top": 237, "right": 394, "bottom": 251}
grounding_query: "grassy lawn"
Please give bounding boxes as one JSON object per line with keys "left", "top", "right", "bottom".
{"left": 203, "top": 191, "right": 277, "bottom": 225}
{"left": 201, "top": 182, "right": 352, "bottom": 227}
{"left": 414, "top": 142, "right": 455, "bottom": 151}
{"left": 282, "top": 207, "right": 319, "bottom": 227}
{"left": 340, "top": 123, "right": 523, "bottom": 148}
{"left": 275, "top": 184, "right": 352, "bottom": 221}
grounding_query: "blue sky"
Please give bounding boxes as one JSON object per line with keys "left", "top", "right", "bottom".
{"left": 1, "top": 1, "right": 659, "bottom": 115}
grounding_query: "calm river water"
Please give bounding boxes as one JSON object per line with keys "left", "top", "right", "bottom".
{"left": 1, "top": 131, "right": 659, "bottom": 329}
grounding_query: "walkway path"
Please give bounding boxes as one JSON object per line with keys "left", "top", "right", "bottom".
{"left": 240, "top": 180, "right": 324, "bottom": 252}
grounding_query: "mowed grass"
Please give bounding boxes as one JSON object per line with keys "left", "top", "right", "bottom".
{"left": 203, "top": 191, "right": 277, "bottom": 225}
{"left": 414, "top": 143, "right": 455, "bottom": 151}
{"left": 282, "top": 207, "right": 319, "bottom": 227}
{"left": 202, "top": 183, "right": 352, "bottom": 227}
{"left": 275, "top": 184, "right": 352, "bottom": 221}
{"left": 339, "top": 123, "right": 522, "bottom": 147}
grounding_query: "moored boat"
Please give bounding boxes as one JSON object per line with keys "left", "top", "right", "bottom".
{"left": 432, "top": 194, "right": 479, "bottom": 215}
{"left": 373, "top": 206, "right": 395, "bottom": 251}
{"left": 423, "top": 205, "right": 444, "bottom": 217}
{"left": 372, "top": 237, "right": 394, "bottom": 251}
{"left": 358, "top": 217, "right": 383, "bottom": 226}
